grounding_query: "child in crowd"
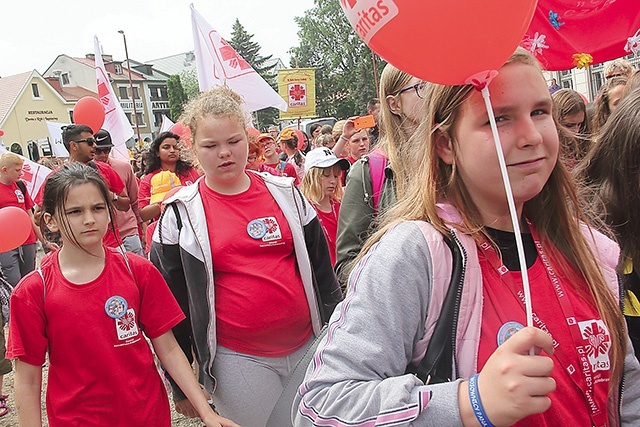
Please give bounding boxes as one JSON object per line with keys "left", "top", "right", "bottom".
{"left": 150, "top": 86, "right": 341, "bottom": 427}
{"left": 300, "top": 147, "right": 350, "bottom": 266}
{"left": 293, "top": 48, "right": 640, "bottom": 426}
{"left": 7, "top": 162, "right": 237, "bottom": 427}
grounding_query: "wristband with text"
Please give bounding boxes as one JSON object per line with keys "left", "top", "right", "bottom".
{"left": 468, "top": 374, "right": 496, "bottom": 427}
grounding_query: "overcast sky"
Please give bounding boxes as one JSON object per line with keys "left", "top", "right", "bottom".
{"left": 1, "top": 0, "right": 315, "bottom": 77}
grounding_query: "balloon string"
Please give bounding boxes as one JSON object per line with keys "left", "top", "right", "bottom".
{"left": 480, "top": 86, "right": 534, "bottom": 338}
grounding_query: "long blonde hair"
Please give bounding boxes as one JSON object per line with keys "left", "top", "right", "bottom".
{"left": 300, "top": 165, "right": 344, "bottom": 206}
{"left": 376, "top": 63, "right": 428, "bottom": 199}
{"left": 358, "top": 47, "right": 626, "bottom": 387}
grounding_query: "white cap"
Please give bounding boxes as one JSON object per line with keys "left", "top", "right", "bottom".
{"left": 304, "top": 147, "right": 351, "bottom": 173}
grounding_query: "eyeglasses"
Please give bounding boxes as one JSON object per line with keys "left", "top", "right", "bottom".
{"left": 247, "top": 154, "right": 258, "bottom": 162}
{"left": 395, "top": 81, "right": 428, "bottom": 99}
{"left": 95, "top": 147, "right": 111, "bottom": 154}
{"left": 73, "top": 138, "right": 96, "bottom": 146}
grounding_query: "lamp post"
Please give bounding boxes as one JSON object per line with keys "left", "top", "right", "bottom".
{"left": 118, "top": 30, "right": 142, "bottom": 146}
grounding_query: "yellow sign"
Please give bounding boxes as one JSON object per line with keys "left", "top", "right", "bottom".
{"left": 277, "top": 68, "right": 316, "bottom": 120}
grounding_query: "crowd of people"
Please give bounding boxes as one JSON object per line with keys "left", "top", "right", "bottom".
{"left": 1, "top": 50, "right": 640, "bottom": 426}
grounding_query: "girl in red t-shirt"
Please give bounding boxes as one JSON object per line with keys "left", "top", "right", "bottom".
{"left": 8, "top": 163, "right": 237, "bottom": 427}
{"left": 300, "top": 147, "right": 350, "bottom": 266}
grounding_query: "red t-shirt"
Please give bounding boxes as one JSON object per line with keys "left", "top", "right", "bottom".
{"left": 264, "top": 161, "right": 300, "bottom": 185}
{"left": 7, "top": 247, "right": 185, "bottom": 426}
{"left": 478, "top": 249, "right": 611, "bottom": 426}
{"left": 199, "top": 173, "right": 312, "bottom": 357}
{"left": 314, "top": 201, "right": 340, "bottom": 266}
{"left": 0, "top": 180, "right": 36, "bottom": 245}
{"left": 138, "top": 167, "right": 201, "bottom": 211}
{"left": 34, "top": 162, "right": 125, "bottom": 248}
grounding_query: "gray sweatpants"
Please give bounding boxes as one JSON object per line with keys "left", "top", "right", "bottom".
{"left": 212, "top": 338, "right": 313, "bottom": 427}
{"left": 0, "top": 243, "right": 37, "bottom": 286}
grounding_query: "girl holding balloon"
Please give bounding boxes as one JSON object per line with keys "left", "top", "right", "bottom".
{"left": 293, "top": 48, "right": 640, "bottom": 426}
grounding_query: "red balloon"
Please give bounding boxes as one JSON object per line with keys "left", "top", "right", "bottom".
{"left": 340, "top": 0, "right": 537, "bottom": 85}
{"left": 246, "top": 127, "right": 260, "bottom": 138}
{"left": 0, "top": 129, "right": 4, "bottom": 137}
{"left": 0, "top": 207, "right": 32, "bottom": 252}
{"left": 73, "top": 97, "right": 105, "bottom": 134}
{"left": 170, "top": 122, "right": 192, "bottom": 148}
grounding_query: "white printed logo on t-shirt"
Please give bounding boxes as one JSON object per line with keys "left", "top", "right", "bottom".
{"left": 578, "top": 319, "right": 611, "bottom": 372}
{"left": 259, "top": 217, "right": 281, "bottom": 242}
{"left": 115, "top": 308, "right": 140, "bottom": 341}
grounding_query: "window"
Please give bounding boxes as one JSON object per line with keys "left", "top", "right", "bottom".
{"left": 132, "top": 86, "right": 140, "bottom": 99}
{"left": 125, "top": 112, "right": 133, "bottom": 126}
{"left": 61, "top": 73, "right": 70, "bottom": 85}
{"left": 32, "top": 83, "right": 40, "bottom": 98}
{"left": 136, "top": 112, "right": 145, "bottom": 126}
{"left": 114, "top": 63, "right": 123, "bottom": 74}
{"left": 119, "top": 86, "right": 129, "bottom": 99}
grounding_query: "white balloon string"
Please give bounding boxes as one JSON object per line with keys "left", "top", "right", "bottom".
{"left": 480, "top": 86, "right": 534, "bottom": 338}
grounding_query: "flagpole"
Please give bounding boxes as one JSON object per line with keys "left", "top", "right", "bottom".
{"left": 118, "top": 30, "right": 142, "bottom": 146}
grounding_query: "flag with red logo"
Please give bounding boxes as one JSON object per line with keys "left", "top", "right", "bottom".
{"left": 277, "top": 68, "right": 316, "bottom": 119}
{"left": 94, "top": 36, "right": 133, "bottom": 161}
{"left": 190, "top": 4, "right": 287, "bottom": 113}
{"left": 0, "top": 146, "right": 52, "bottom": 197}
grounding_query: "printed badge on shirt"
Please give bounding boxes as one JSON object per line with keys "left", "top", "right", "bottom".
{"left": 246, "top": 217, "right": 282, "bottom": 242}
{"left": 115, "top": 308, "right": 140, "bottom": 341}
{"left": 14, "top": 189, "right": 24, "bottom": 203}
{"left": 578, "top": 319, "right": 611, "bottom": 372}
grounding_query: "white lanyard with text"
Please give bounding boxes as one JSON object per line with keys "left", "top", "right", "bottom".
{"left": 477, "top": 225, "right": 608, "bottom": 427}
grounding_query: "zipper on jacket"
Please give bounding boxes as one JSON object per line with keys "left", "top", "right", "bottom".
{"left": 450, "top": 230, "right": 467, "bottom": 379}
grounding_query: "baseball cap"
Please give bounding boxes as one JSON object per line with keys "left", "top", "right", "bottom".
{"left": 150, "top": 171, "right": 182, "bottom": 204}
{"left": 279, "top": 128, "right": 297, "bottom": 141}
{"left": 94, "top": 129, "right": 114, "bottom": 148}
{"left": 304, "top": 147, "right": 350, "bottom": 173}
{"left": 257, "top": 133, "right": 275, "bottom": 144}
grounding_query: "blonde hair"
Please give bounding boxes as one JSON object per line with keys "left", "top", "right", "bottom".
{"left": 332, "top": 120, "right": 346, "bottom": 144}
{"left": 0, "top": 152, "right": 24, "bottom": 169}
{"left": 300, "top": 165, "right": 344, "bottom": 205}
{"left": 377, "top": 63, "right": 428, "bottom": 198}
{"left": 359, "top": 47, "right": 626, "bottom": 388}
{"left": 180, "top": 86, "right": 246, "bottom": 142}
{"left": 315, "top": 134, "right": 334, "bottom": 147}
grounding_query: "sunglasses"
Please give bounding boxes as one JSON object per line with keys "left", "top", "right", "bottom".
{"left": 73, "top": 138, "right": 96, "bottom": 146}
{"left": 95, "top": 147, "right": 111, "bottom": 154}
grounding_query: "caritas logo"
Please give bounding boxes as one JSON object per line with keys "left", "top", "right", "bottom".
{"left": 288, "top": 83, "right": 307, "bottom": 107}
{"left": 340, "top": 0, "right": 399, "bottom": 43}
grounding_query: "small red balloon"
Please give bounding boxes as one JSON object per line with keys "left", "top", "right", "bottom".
{"left": 0, "top": 207, "right": 32, "bottom": 252}
{"left": 73, "top": 97, "right": 105, "bottom": 134}
{"left": 0, "top": 129, "right": 4, "bottom": 137}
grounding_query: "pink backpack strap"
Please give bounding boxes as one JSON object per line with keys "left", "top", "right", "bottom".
{"left": 367, "top": 149, "right": 387, "bottom": 213}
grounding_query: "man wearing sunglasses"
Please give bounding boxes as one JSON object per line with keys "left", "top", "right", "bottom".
{"left": 33, "top": 125, "right": 130, "bottom": 250}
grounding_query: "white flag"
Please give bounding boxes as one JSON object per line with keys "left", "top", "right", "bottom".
{"left": 190, "top": 4, "right": 287, "bottom": 113}
{"left": 45, "top": 121, "right": 71, "bottom": 158}
{"left": 94, "top": 36, "right": 134, "bottom": 162}
{"left": 160, "top": 115, "right": 175, "bottom": 133}
{"left": 0, "top": 146, "right": 52, "bottom": 198}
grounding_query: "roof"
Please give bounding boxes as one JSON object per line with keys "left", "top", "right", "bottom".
{"left": 0, "top": 71, "right": 33, "bottom": 124}
{"left": 145, "top": 51, "right": 197, "bottom": 76}
{"left": 44, "top": 77, "right": 97, "bottom": 101}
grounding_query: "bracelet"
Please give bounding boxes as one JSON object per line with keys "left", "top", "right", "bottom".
{"left": 339, "top": 134, "right": 349, "bottom": 141}
{"left": 468, "top": 374, "right": 495, "bottom": 427}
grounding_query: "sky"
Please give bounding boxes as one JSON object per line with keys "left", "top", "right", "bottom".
{"left": 0, "top": 0, "right": 316, "bottom": 77}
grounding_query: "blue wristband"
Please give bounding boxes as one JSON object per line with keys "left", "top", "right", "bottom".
{"left": 468, "top": 374, "right": 496, "bottom": 427}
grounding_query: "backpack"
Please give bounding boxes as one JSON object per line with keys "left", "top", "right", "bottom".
{"left": 367, "top": 149, "right": 387, "bottom": 213}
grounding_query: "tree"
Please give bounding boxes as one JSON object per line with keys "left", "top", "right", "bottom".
{"left": 229, "top": 19, "right": 280, "bottom": 130}
{"left": 180, "top": 68, "right": 200, "bottom": 102}
{"left": 167, "top": 75, "right": 187, "bottom": 122}
{"left": 290, "top": 0, "right": 385, "bottom": 119}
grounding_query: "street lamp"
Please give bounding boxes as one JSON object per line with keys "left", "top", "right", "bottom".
{"left": 118, "top": 30, "right": 142, "bottom": 146}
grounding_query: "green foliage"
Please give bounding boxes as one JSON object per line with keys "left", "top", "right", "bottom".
{"left": 229, "top": 18, "right": 279, "bottom": 130}
{"left": 180, "top": 69, "right": 200, "bottom": 102}
{"left": 167, "top": 75, "right": 187, "bottom": 122}
{"left": 290, "top": 0, "right": 385, "bottom": 119}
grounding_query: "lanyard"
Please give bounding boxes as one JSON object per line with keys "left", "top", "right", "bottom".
{"left": 477, "top": 226, "right": 609, "bottom": 427}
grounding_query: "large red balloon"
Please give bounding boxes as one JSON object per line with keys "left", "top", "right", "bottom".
{"left": 340, "top": 0, "right": 537, "bottom": 85}
{"left": 73, "top": 97, "right": 105, "bottom": 134}
{"left": 0, "top": 207, "right": 32, "bottom": 252}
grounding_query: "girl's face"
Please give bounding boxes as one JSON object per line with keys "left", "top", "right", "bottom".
{"left": 439, "top": 62, "right": 559, "bottom": 218}
{"left": 312, "top": 127, "right": 321, "bottom": 139}
{"left": 608, "top": 84, "right": 625, "bottom": 112}
{"left": 246, "top": 150, "right": 260, "bottom": 171}
{"left": 395, "top": 77, "right": 425, "bottom": 127}
{"left": 48, "top": 183, "right": 110, "bottom": 250}
{"left": 560, "top": 110, "right": 585, "bottom": 133}
{"left": 321, "top": 165, "right": 342, "bottom": 199}
{"left": 158, "top": 138, "right": 180, "bottom": 166}
{"left": 348, "top": 130, "right": 370, "bottom": 160}
{"left": 193, "top": 116, "right": 249, "bottom": 192}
